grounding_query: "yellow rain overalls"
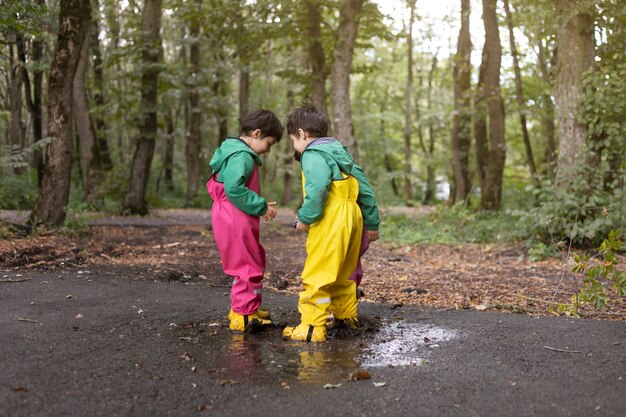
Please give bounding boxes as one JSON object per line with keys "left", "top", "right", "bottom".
{"left": 298, "top": 172, "right": 363, "bottom": 328}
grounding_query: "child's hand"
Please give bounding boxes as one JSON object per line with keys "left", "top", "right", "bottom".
{"left": 263, "top": 202, "right": 277, "bottom": 221}
{"left": 366, "top": 230, "right": 380, "bottom": 243}
{"left": 295, "top": 220, "right": 309, "bottom": 232}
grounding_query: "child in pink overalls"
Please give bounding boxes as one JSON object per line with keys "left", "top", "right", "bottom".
{"left": 206, "top": 109, "right": 283, "bottom": 332}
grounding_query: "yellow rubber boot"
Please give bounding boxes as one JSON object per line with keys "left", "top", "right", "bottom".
{"left": 228, "top": 309, "right": 272, "bottom": 332}
{"left": 256, "top": 307, "right": 271, "bottom": 320}
{"left": 282, "top": 323, "right": 327, "bottom": 342}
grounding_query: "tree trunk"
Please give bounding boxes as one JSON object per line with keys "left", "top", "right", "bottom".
{"left": 474, "top": 0, "right": 506, "bottom": 211}
{"left": 330, "top": 0, "right": 364, "bottom": 160}
{"left": 424, "top": 54, "right": 438, "bottom": 205}
{"left": 503, "top": 0, "right": 537, "bottom": 187}
{"left": 554, "top": 0, "right": 595, "bottom": 189}
{"left": 536, "top": 37, "right": 557, "bottom": 180}
{"left": 163, "top": 109, "right": 175, "bottom": 192}
{"left": 380, "top": 87, "right": 399, "bottom": 197}
{"left": 73, "top": 15, "right": 105, "bottom": 205}
{"left": 186, "top": 0, "right": 202, "bottom": 205}
{"left": 211, "top": 49, "right": 229, "bottom": 145}
{"left": 32, "top": 29, "right": 45, "bottom": 185}
{"left": 123, "top": 0, "right": 162, "bottom": 215}
{"left": 281, "top": 88, "right": 296, "bottom": 205}
{"left": 450, "top": 0, "right": 472, "bottom": 204}
{"left": 402, "top": 0, "right": 416, "bottom": 204}
{"left": 8, "top": 36, "right": 25, "bottom": 175}
{"left": 91, "top": 0, "right": 113, "bottom": 171}
{"left": 30, "top": 0, "right": 92, "bottom": 226}
{"left": 239, "top": 69, "right": 250, "bottom": 120}
{"left": 17, "top": 29, "right": 45, "bottom": 181}
{"left": 305, "top": 0, "right": 328, "bottom": 115}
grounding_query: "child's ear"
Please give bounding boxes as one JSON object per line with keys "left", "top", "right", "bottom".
{"left": 297, "top": 128, "right": 306, "bottom": 140}
{"left": 252, "top": 128, "right": 262, "bottom": 139}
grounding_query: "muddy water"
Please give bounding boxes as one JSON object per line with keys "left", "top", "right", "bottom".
{"left": 176, "top": 319, "right": 458, "bottom": 386}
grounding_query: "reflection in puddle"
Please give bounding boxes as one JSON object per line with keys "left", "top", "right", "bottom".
{"left": 176, "top": 319, "right": 458, "bottom": 385}
{"left": 360, "top": 321, "right": 458, "bottom": 367}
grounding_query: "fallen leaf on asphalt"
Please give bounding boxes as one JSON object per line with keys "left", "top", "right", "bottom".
{"left": 347, "top": 370, "right": 371, "bottom": 381}
{"left": 179, "top": 352, "right": 192, "bottom": 361}
{"left": 12, "top": 387, "right": 28, "bottom": 393}
{"left": 17, "top": 318, "right": 38, "bottom": 323}
{"left": 75, "top": 314, "right": 83, "bottom": 319}
{"left": 219, "top": 380, "right": 239, "bottom": 386}
{"left": 373, "top": 382, "right": 387, "bottom": 387}
{"left": 323, "top": 383, "right": 342, "bottom": 389}
{"left": 66, "top": 295, "right": 72, "bottom": 299}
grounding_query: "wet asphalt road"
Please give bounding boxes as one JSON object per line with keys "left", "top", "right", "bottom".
{"left": 1, "top": 269, "right": 625, "bottom": 417}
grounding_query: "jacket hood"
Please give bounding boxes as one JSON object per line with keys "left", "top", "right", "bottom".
{"left": 304, "top": 138, "right": 354, "bottom": 174}
{"left": 209, "top": 138, "right": 262, "bottom": 172}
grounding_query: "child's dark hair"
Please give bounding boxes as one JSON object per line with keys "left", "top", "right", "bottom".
{"left": 240, "top": 109, "right": 284, "bottom": 142}
{"left": 286, "top": 104, "right": 329, "bottom": 138}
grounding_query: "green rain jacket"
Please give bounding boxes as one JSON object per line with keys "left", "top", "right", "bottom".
{"left": 209, "top": 138, "right": 268, "bottom": 216}
{"left": 299, "top": 139, "right": 380, "bottom": 231}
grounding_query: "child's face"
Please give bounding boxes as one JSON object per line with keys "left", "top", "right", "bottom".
{"left": 250, "top": 136, "right": 278, "bottom": 155}
{"left": 289, "top": 130, "right": 308, "bottom": 154}
{"left": 243, "top": 128, "right": 277, "bottom": 155}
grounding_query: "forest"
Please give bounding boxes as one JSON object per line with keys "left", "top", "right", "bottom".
{"left": 0, "top": 0, "right": 624, "bottom": 247}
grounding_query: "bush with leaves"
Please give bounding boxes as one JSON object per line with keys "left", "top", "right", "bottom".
{"left": 516, "top": 172, "right": 625, "bottom": 247}
{"left": 555, "top": 229, "right": 625, "bottom": 317}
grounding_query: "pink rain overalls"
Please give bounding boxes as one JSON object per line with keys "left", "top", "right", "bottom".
{"left": 207, "top": 165, "right": 265, "bottom": 315}
{"left": 349, "top": 226, "right": 369, "bottom": 288}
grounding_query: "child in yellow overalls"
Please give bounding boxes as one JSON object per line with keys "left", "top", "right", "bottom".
{"left": 283, "top": 105, "right": 380, "bottom": 342}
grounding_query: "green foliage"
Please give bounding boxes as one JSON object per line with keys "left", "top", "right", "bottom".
{"left": 0, "top": 138, "right": 52, "bottom": 171}
{"left": 527, "top": 241, "right": 559, "bottom": 262}
{"left": 514, "top": 175, "right": 625, "bottom": 247}
{"left": 556, "top": 229, "right": 625, "bottom": 316}
{"left": 0, "top": 0, "right": 47, "bottom": 40}
{"left": 0, "top": 174, "right": 38, "bottom": 210}
{"left": 382, "top": 204, "right": 529, "bottom": 245}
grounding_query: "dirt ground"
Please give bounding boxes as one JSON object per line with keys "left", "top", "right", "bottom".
{"left": 1, "top": 208, "right": 624, "bottom": 321}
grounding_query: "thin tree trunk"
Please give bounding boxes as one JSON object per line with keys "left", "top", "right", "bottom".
{"left": 450, "top": 0, "right": 472, "bottom": 204}
{"left": 554, "top": 0, "right": 595, "bottom": 189}
{"left": 32, "top": 30, "right": 45, "bottom": 185}
{"left": 30, "top": 0, "right": 92, "bottom": 226}
{"left": 474, "top": 0, "right": 506, "bottom": 211}
{"left": 330, "top": 0, "right": 364, "bottom": 160}
{"left": 163, "top": 109, "right": 175, "bottom": 192}
{"left": 104, "top": 0, "right": 125, "bottom": 165}
{"left": 123, "top": 0, "right": 162, "bottom": 215}
{"left": 239, "top": 69, "right": 249, "bottom": 120}
{"left": 73, "top": 15, "right": 104, "bottom": 204}
{"left": 186, "top": 0, "right": 202, "bottom": 205}
{"left": 91, "top": 0, "right": 112, "bottom": 171}
{"left": 424, "top": 54, "right": 438, "bottom": 205}
{"left": 305, "top": 0, "right": 328, "bottom": 115}
{"left": 403, "top": 0, "right": 416, "bottom": 204}
{"left": 536, "top": 37, "right": 557, "bottom": 180}
{"left": 503, "top": 0, "right": 537, "bottom": 187}
{"left": 380, "top": 87, "right": 399, "bottom": 196}
{"left": 17, "top": 30, "right": 45, "bottom": 181}
{"left": 8, "top": 36, "right": 25, "bottom": 175}
{"left": 281, "top": 88, "right": 296, "bottom": 205}
{"left": 212, "top": 49, "right": 229, "bottom": 145}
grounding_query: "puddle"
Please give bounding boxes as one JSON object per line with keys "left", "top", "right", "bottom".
{"left": 175, "top": 319, "right": 458, "bottom": 385}
{"left": 360, "top": 321, "right": 458, "bottom": 367}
